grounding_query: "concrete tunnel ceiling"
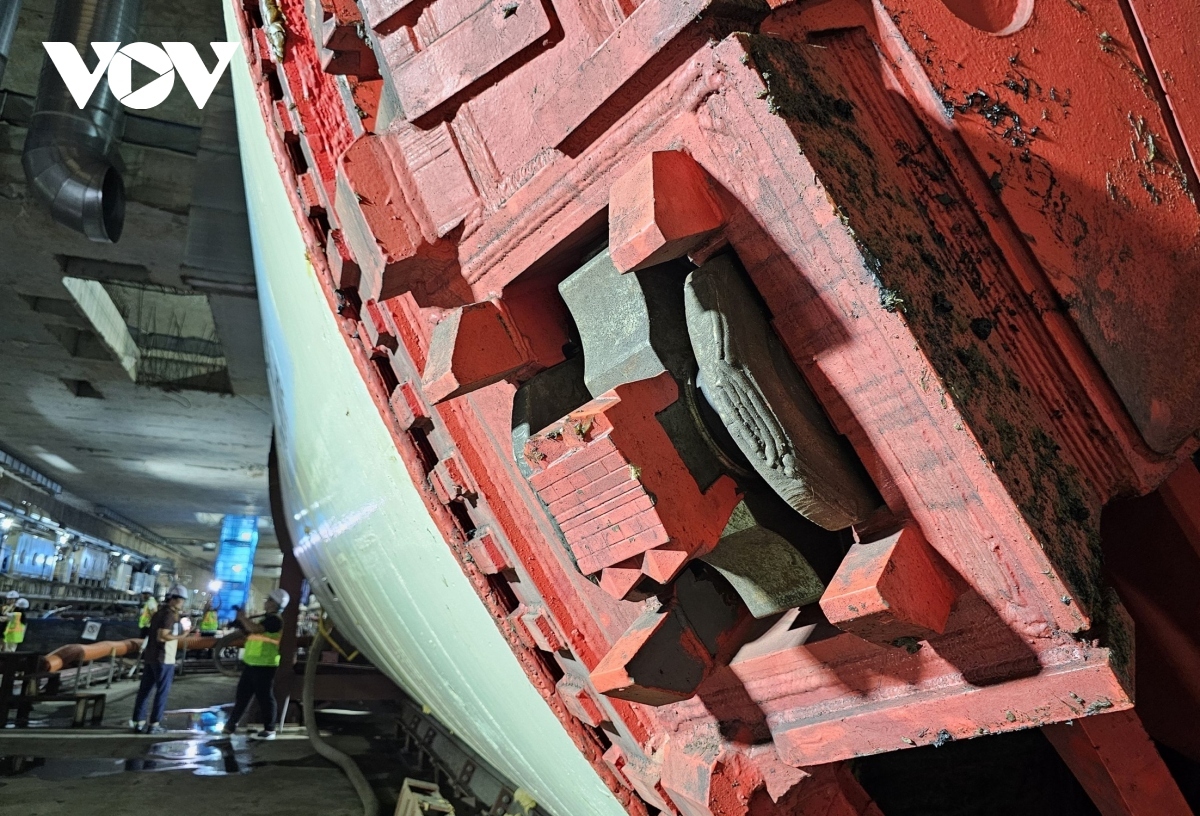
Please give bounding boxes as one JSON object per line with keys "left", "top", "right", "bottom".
{"left": 0, "top": 0, "right": 277, "bottom": 567}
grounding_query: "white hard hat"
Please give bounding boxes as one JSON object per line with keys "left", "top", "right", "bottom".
{"left": 5, "top": 590, "right": 18, "bottom": 600}
{"left": 14, "top": 598, "right": 28, "bottom": 609}
{"left": 268, "top": 588, "right": 291, "bottom": 610}
{"left": 166, "top": 584, "right": 189, "bottom": 600}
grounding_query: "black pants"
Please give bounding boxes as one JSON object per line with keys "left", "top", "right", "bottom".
{"left": 228, "top": 665, "right": 278, "bottom": 732}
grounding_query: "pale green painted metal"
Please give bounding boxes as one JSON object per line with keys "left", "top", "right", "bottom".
{"left": 224, "top": 10, "right": 626, "bottom": 814}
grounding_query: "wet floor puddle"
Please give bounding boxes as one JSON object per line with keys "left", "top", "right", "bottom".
{"left": 0, "top": 739, "right": 254, "bottom": 779}
{"left": 0, "top": 705, "right": 254, "bottom": 779}
{"left": 0, "top": 738, "right": 254, "bottom": 779}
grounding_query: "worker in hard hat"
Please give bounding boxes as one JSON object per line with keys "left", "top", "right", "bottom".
{"left": 1, "top": 591, "right": 19, "bottom": 626}
{"left": 136, "top": 590, "right": 158, "bottom": 642}
{"left": 129, "top": 584, "right": 191, "bottom": 734}
{"left": 222, "top": 587, "right": 289, "bottom": 740}
{"left": 2, "top": 598, "right": 28, "bottom": 652}
{"left": 199, "top": 600, "right": 219, "bottom": 637}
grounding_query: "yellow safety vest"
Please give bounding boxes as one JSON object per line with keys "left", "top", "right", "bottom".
{"left": 200, "top": 611, "right": 219, "bottom": 632}
{"left": 4, "top": 612, "right": 25, "bottom": 644}
{"left": 138, "top": 601, "right": 156, "bottom": 629}
{"left": 243, "top": 631, "right": 282, "bottom": 667}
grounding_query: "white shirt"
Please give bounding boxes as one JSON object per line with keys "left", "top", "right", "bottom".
{"left": 163, "top": 619, "right": 183, "bottom": 665}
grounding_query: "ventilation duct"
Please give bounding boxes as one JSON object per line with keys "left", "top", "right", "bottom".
{"left": 0, "top": 0, "right": 19, "bottom": 86}
{"left": 22, "top": 0, "right": 140, "bottom": 243}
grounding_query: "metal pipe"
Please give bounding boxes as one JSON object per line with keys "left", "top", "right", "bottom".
{"left": 40, "top": 636, "right": 141, "bottom": 672}
{"left": 0, "top": 0, "right": 20, "bottom": 87}
{"left": 22, "top": 0, "right": 139, "bottom": 242}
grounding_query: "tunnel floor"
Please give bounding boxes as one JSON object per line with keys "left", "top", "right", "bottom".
{"left": 0, "top": 673, "right": 419, "bottom": 816}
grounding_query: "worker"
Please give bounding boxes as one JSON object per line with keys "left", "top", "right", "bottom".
{"left": 137, "top": 590, "right": 158, "bottom": 643}
{"left": 222, "top": 588, "right": 289, "bottom": 740}
{"left": 2, "top": 598, "right": 28, "bottom": 652}
{"left": 129, "top": 584, "right": 191, "bottom": 734}
{"left": 1, "top": 590, "right": 18, "bottom": 625}
{"left": 199, "top": 601, "right": 219, "bottom": 636}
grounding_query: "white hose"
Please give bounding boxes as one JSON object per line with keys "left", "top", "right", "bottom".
{"left": 304, "top": 625, "right": 380, "bottom": 816}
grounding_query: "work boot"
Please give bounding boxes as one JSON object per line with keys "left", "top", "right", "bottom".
{"left": 248, "top": 729, "right": 276, "bottom": 741}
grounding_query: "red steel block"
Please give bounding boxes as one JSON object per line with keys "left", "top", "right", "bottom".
{"left": 618, "top": 748, "right": 677, "bottom": 814}
{"left": 421, "top": 301, "right": 534, "bottom": 403}
{"left": 390, "top": 123, "right": 479, "bottom": 240}
{"left": 599, "top": 558, "right": 644, "bottom": 600}
{"left": 590, "top": 598, "right": 714, "bottom": 706}
{"left": 325, "top": 229, "right": 360, "bottom": 291}
{"left": 609, "top": 150, "right": 725, "bottom": 274}
{"left": 358, "top": 0, "right": 417, "bottom": 30}
{"left": 659, "top": 740, "right": 882, "bottom": 816}
{"left": 660, "top": 740, "right": 766, "bottom": 816}
{"left": 439, "top": 453, "right": 474, "bottom": 498}
{"left": 556, "top": 674, "right": 607, "bottom": 727}
{"left": 388, "top": 379, "right": 428, "bottom": 431}
{"left": 506, "top": 604, "right": 537, "bottom": 650}
{"left": 1125, "top": 0, "right": 1200, "bottom": 175}
{"left": 361, "top": 300, "right": 398, "bottom": 352}
{"left": 519, "top": 603, "right": 567, "bottom": 653}
{"left": 375, "top": 293, "right": 431, "bottom": 372}
{"left": 528, "top": 0, "right": 766, "bottom": 149}
{"left": 1159, "top": 461, "right": 1200, "bottom": 562}
{"left": 333, "top": 135, "right": 460, "bottom": 307}
{"left": 524, "top": 374, "right": 740, "bottom": 587}
{"left": 430, "top": 452, "right": 477, "bottom": 504}
{"left": 319, "top": 2, "right": 380, "bottom": 79}
{"left": 876, "top": 0, "right": 1200, "bottom": 454}
{"left": 1043, "top": 710, "right": 1192, "bottom": 815}
{"left": 1098, "top": 462, "right": 1200, "bottom": 762}
{"left": 465, "top": 529, "right": 510, "bottom": 575}
{"left": 819, "top": 523, "right": 957, "bottom": 646}
{"left": 602, "top": 744, "right": 635, "bottom": 791}
{"left": 383, "top": 0, "right": 553, "bottom": 122}
{"left": 297, "top": 172, "right": 325, "bottom": 217}
{"left": 271, "top": 99, "right": 298, "bottom": 141}
{"left": 250, "top": 27, "right": 274, "bottom": 77}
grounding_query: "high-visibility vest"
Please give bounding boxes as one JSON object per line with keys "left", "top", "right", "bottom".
{"left": 138, "top": 601, "right": 156, "bottom": 629}
{"left": 200, "top": 611, "right": 219, "bottom": 633}
{"left": 4, "top": 612, "right": 25, "bottom": 644}
{"left": 243, "top": 631, "right": 282, "bottom": 667}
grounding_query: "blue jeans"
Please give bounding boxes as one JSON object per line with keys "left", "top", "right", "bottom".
{"left": 132, "top": 662, "right": 175, "bottom": 724}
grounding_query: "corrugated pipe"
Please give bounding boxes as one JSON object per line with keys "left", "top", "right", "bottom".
{"left": 22, "top": 0, "right": 139, "bottom": 242}
{"left": 305, "top": 624, "right": 380, "bottom": 816}
{"left": 0, "top": 0, "right": 20, "bottom": 87}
